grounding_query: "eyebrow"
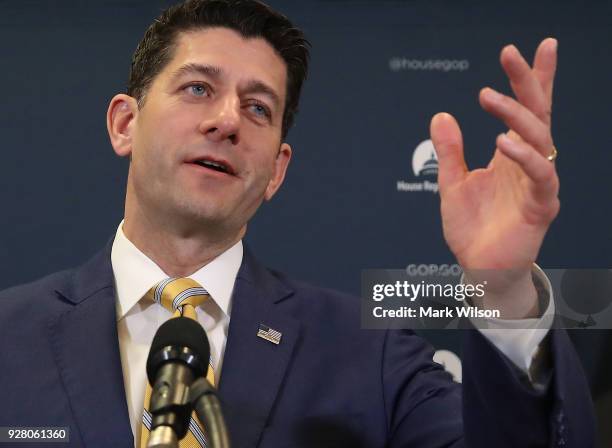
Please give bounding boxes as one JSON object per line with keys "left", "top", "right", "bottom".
{"left": 170, "top": 63, "right": 223, "bottom": 82}
{"left": 242, "top": 79, "right": 282, "bottom": 112}
{"left": 170, "top": 62, "right": 282, "bottom": 111}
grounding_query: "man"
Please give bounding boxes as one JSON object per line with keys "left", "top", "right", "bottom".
{"left": 0, "top": 0, "right": 595, "bottom": 447}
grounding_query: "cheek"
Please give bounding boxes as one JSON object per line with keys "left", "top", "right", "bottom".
{"left": 134, "top": 115, "right": 185, "bottom": 168}
{"left": 130, "top": 135, "right": 168, "bottom": 183}
{"left": 137, "top": 102, "right": 194, "bottom": 145}
{"left": 251, "top": 151, "right": 278, "bottom": 180}
{"left": 242, "top": 134, "right": 283, "bottom": 182}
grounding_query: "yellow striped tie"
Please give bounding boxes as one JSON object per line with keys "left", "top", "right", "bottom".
{"left": 140, "top": 278, "right": 216, "bottom": 448}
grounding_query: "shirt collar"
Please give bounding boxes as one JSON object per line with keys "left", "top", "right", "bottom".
{"left": 111, "top": 221, "right": 243, "bottom": 321}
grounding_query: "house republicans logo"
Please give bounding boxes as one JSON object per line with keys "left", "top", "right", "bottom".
{"left": 397, "top": 139, "right": 439, "bottom": 194}
{"left": 412, "top": 139, "right": 439, "bottom": 176}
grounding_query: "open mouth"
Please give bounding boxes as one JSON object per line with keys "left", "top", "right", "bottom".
{"left": 191, "top": 158, "right": 234, "bottom": 175}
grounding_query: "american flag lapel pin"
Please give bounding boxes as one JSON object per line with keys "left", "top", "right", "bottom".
{"left": 257, "top": 324, "right": 282, "bottom": 345}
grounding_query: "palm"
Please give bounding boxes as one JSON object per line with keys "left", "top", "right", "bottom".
{"left": 441, "top": 140, "right": 557, "bottom": 270}
{"left": 431, "top": 39, "right": 560, "bottom": 271}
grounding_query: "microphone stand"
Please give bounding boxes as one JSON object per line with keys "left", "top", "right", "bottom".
{"left": 190, "top": 378, "right": 231, "bottom": 448}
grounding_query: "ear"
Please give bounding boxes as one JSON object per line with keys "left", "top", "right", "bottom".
{"left": 107, "top": 94, "right": 138, "bottom": 157}
{"left": 264, "top": 142, "right": 292, "bottom": 201}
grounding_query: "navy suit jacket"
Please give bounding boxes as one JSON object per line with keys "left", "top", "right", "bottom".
{"left": 0, "top": 241, "right": 596, "bottom": 447}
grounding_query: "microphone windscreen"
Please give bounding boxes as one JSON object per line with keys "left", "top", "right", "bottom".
{"left": 146, "top": 317, "right": 211, "bottom": 383}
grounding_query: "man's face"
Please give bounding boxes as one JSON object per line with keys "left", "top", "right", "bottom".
{"left": 125, "top": 27, "right": 290, "bottom": 234}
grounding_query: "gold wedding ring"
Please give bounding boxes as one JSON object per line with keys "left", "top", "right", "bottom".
{"left": 547, "top": 146, "right": 558, "bottom": 162}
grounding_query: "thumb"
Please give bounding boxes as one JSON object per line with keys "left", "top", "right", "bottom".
{"left": 430, "top": 112, "right": 467, "bottom": 192}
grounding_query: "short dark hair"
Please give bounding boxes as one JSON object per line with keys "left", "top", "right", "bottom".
{"left": 127, "top": 0, "right": 310, "bottom": 139}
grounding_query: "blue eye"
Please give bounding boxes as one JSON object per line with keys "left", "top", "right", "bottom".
{"left": 251, "top": 103, "right": 270, "bottom": 118}
{"left": 188, "top": 84, "right": 208, "bottom": 96}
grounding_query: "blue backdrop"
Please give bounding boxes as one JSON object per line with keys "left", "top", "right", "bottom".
{"left": 1, "top": 0, "right": 611, "bottom": 444}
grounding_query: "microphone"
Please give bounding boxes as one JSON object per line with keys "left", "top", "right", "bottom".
{"left": 146, "top": 317, "right": 210, "bottom": 448}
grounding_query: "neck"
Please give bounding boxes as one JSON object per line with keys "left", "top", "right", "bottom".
{"left": 123, "top": 209, "right": 245, "bottom": 278}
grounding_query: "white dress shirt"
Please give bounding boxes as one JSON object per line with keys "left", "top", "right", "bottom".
{"left": 111, "top": 222, "right": 242, "bottom": 446}
{"left": 111, "top": 221, "right": 553, "bottom": 446}
{"left": 468, "top": 264, "right": 555, "bottom": 372}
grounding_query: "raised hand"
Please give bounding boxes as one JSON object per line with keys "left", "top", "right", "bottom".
{"left": 430, "top": 39, "right": 559, "bottom": 316}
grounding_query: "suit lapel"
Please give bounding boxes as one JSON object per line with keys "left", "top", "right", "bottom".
{"left": 219, "top": 248, "right": 299, "bottom": 448}
{"left": 48, "top": 243, "right": 133, "bottom": 447}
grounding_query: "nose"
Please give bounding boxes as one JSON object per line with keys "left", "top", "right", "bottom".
{"left": 200, "top": 95, "right": 240, "bottom": 145}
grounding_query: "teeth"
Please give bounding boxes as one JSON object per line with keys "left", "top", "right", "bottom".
{"left": 196, "top": 160, "right": 228, "bottom": 173}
